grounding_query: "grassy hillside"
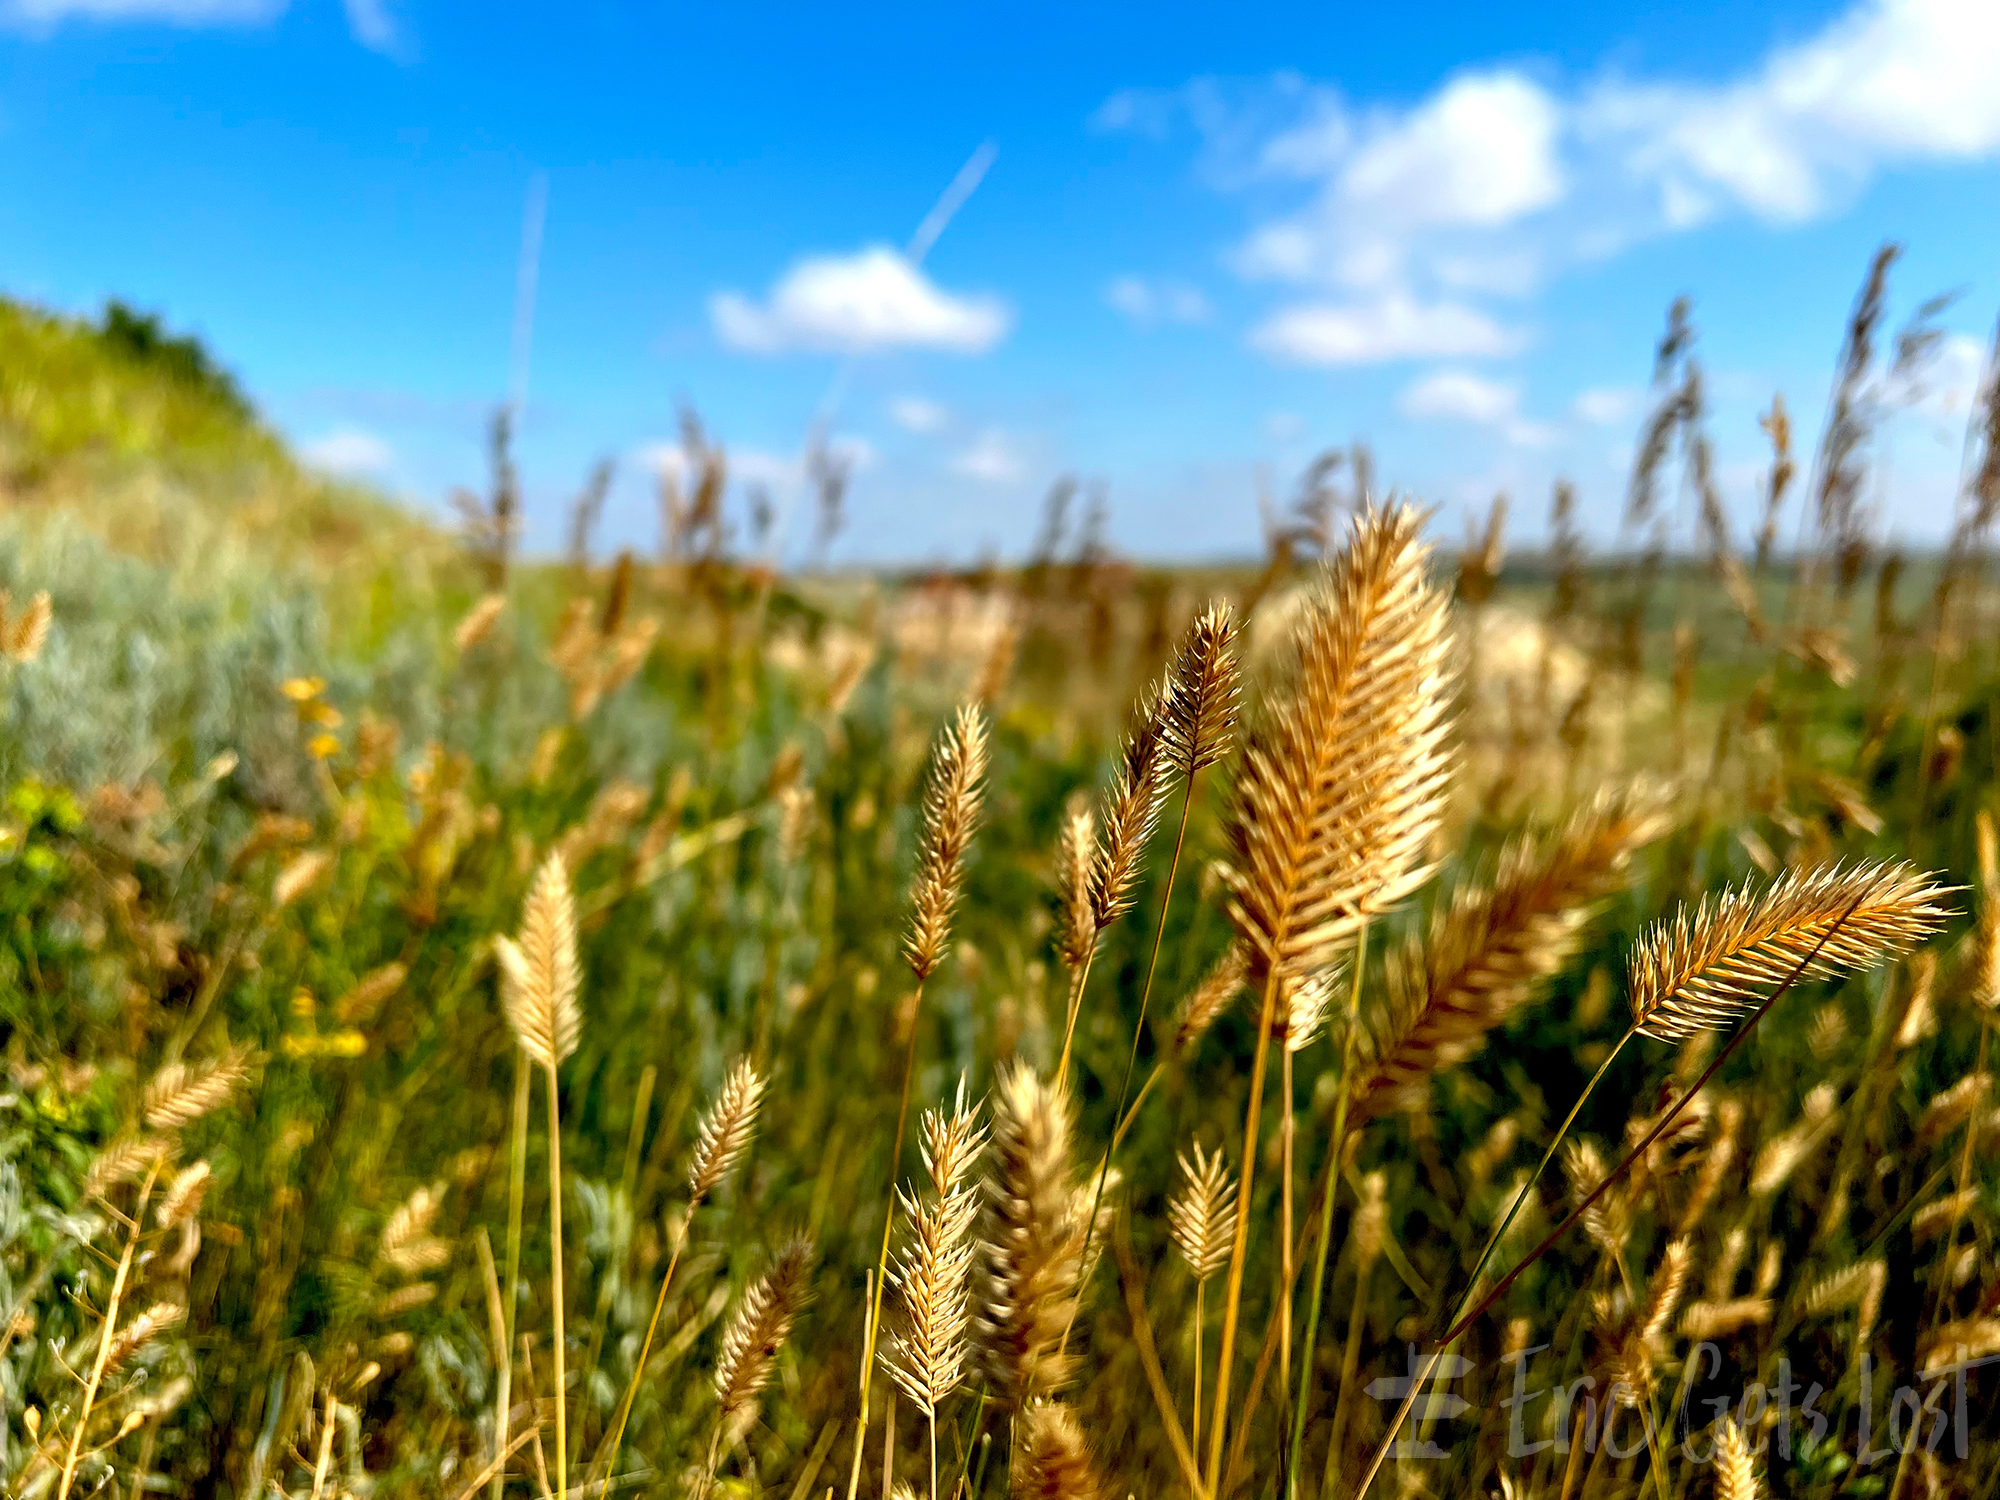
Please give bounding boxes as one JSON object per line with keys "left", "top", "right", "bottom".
{"left": 1, "top": 263, "right": 1999, "bottom": 1500}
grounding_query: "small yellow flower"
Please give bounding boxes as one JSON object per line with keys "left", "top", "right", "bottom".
{"left": 281, "top": 676, "right": 327, "bottom": 703}
{"left": 308, "top": 733, "right": 340, "bottom": 759}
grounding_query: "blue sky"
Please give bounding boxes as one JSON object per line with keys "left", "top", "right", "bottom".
{"left": 4, "top": 0, "right": 1999, "bottom": 563}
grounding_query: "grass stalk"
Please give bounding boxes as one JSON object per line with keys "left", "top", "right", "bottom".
{"left": 55, "top": 1159, "right": 161, "bottom": 1500}
{"left": 544, "top": 1059, "right": 569, "bottom": 1500}
{"left": 1204, "top": 961, "right": 1283, "bottom": 1492}
{"left": 494, "top": 1051, "right": 529, "bottom": 1500}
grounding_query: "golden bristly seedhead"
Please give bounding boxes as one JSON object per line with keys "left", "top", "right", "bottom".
{"left": 1011, "top": 1400, "right": 1105, "bottom": 1500}
{"left": 1220, "top": 504, "right": 1457, "bottom": 992}
{"left": 1087, "top": 684, "right": 1173, "bottom": 932}
{"left": 886, "top": 1081, "right": 987, "bottom": 1417}
{"left": 1172, "top": 944, "right": 1246, "bottom": 1054}
{"left": 688, "top": 1057, "right": 766, "bottom": 1203}
{"left": 1715, "top": 1418, "right": 1760, "bottom": 1500}
{"left": 1053, "top": 798, "right": 1098, "bottom": 972}
{"left": 713, "top": 1235, "right": 814, "bottom": 1418}
{"left": 1628, "top": 860, "right": 1952, "bottom": 1041}
{"left": 1348, "top": 785, "right": 1668, "bottom": 1123}
{"left": 1162, "top": 600, "right": 1241, "bottom": 782}
{"left": 903, "top": 703, "right": 990, "bottom": 982}
{"left": 493, "top": 851, "right": 582, "bottom": 1069}
{"left": 143, "top": 1048, "right": 253, "bottom": 1132}
{"left": 1166, "top": 1139, "right": 1235, "bottom": 1282}
{"left": 975, "top": 1064, "right": 1092, "bottom": 1407}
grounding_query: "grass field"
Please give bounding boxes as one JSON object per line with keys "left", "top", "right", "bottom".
{"left": 3, "top": 256, "right": 2000, "bottom": 1500}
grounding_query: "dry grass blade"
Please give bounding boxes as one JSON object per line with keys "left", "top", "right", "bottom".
{"left": 1163, "top": 600, "right": 1240, "bottom": 780}
{"left": 714, "top": 1236, "right": 815, "bottom": 1418}
{"left": 1166, "top": 1141, "right": 1234, "bottom": 1280}
{"left": 1172, "top": 944, "right": 1246, "bottom": 1053}
{"left": 976, "top": 1064, "right": 1092, "bottom": 1407}
{"left": 903, "top": 703, "right": 990, "bottom": 981}
{"left": 143, "top": 1047, "right": 253, "bottom": 1131}
{"left": 1972, "top": 809, "right": 2000, "bottom": 1010}
{"left": 1012, "top": 1401, "right": 1105, "bottom": 1500}
{"left": 1628, "top": 860, "right": 1952, "bottom": 1041}
{"left": 1347, "top": 787, "right": 1668, "bottom": 1123}
{"left": 494, "top": 852, "right": 582, "bottom": 1068}
{"left": 1088, "top": 686, "right": 1172, "bottom": 931}
{"left": 1220, "top": 503, "right": 1457, "bottom": 988}
{"left": 886, "top": 1083, "right": 987, "bottom": 1416}
{"left": 689, "top": 1057, "right": 767, "bottom": 1201}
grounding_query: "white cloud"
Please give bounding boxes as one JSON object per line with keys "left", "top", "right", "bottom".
{"left": 951, "top": 430, "right": 1028, "bottom": 484}
{"left": 888, "top": 396, "right": 951, "bottom": 434}
{"left": 1401, "top": 370, "right": 1519, "bottom": 424}
{"left": 1250, "top": 295, "right": 1521, "bottom": 365}
{"left": 303, "top": 426, "right": 394, "bottom": 476}
{"left": 1572, "top": 386, "right": 1640, "bottom": 426}
{"left": 711, "top": 246, "right": 1011, "bottom": 356}
{"left": 0, "top": 0, "right": 277, "bottom": 23}
{"left": 1592, "top": 0, "right": 2000, "bottom": 223}
{"left": 1106, "top": 275, "right": 1212, "bottom": 326}
{"left": 1103, "top": 0, "right": 2000, "bottom": 369}
{"left": 341, "top": 0, "right": 407, "bottom": 56}
{"left": 1400, "top": 369, "right": 1558, "bottom": 447}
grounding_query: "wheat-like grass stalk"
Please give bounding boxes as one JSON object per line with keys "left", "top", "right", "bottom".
{"left": 975, "top": 1064, "right": 1092, "bottom": 1409}
{"left": 903, "top": 704, "right": 990, "bottom": 983}
{"left": 704, "top": 1236, "right": 814, "bottom": 1497}
{"left": 853, "top": 703, "right": 989, "bottom": 1500}
{"left": 1011, "top": 1400, "right": 1104, "bottom": 1500}
{"left": 1162, "top": 601, "right": 1241, "bottom": 782}
{"left": 595, "top": 1058, "right": 764, "bottom": 1481}
{"left": 1087, "top": 684, "right": 1173, "bottom": 933}
{"left": 495, "top": 851, "right": 582, "bottom": 1499}
{"left": 55, "top": 1157, "right": 162, "bottom": 1500}
{"left": 1167, "top": 1140, "right": 1234, "bottom": 1456}
{"left": 1347, "top": 787, "right": 1668, "bottom": 1124}
{"left": 1628, "top": 861, "right": 1951, "bottom": 1041}
{"left": 1053, "top": 800, "right": 1098, "bottom": 975}
{"left": 1173, "top": 945, "right": 1247, "bottom": 1054}
{"left": 714, "top": 1236, "right": 815, "bottom": 1417}
{"left": 886, "top": 1083, "right": 986, "bottom": 1500}
{"left": 1210, "top": 502, "right": 1456, "bottom": 1491}
{"left": 143, "top": 1047, "right": 253, "bottom": 1131}
{"left": 1715, "top": 1417, "right": 1759, "bottom": 1500}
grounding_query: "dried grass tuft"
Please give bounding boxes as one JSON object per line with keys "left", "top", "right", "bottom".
{"left": 689, "top": 1058, "right": 766, "bottom": 1203}
{"left": 143, "top": 1048, "right": 253, "bottom": 1131}
{"left": 1011, "top": 1400, "right": 1104, "bottom": 1500}
{"left": 1166, "top": 1141, "right": 1235, "bottom": 1281}
{"left": 886, "top": 1082, "right": 987, "bottom": 1417}
{"left": 713, "top": 1236, "right": 815, "bottom": 1419}
{"left": 1162, "top": 601, "right": 1240, "bottom": 782}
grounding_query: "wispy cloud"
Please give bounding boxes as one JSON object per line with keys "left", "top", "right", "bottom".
{"left": 712, "top": 246, "right": 1011, "bottom": 356}
{"left": 888, "top": 395, "right": 951, "bottom": 434}
{"left": 1251, "top": 295, "right": 1521, "bottom": 366}
{"left": 342, "top": 0, "right": 410, "bottom": 58}
{"left": 303, "top": 426, "right": 395, "bottom": 476}
{"left": 1106, "top": 275, "right": 1211, "bottom": 326}
{"left": 1400, "top": 369, "right": 1556, "bottom": 447}
{"left": 950, "top": 429, "right": 1028, "bottom": 483}
{"left": 0, "top": 0, "right": 279, "bottom": 26}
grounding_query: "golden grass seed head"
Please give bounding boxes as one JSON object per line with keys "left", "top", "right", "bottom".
{"left": 1053, "top": 798, "right": 1099, "bottom": 973}
{"left": 1220, "top": 503, "right": 1458, "bottom": 992}
{"left": 1680, "top": 1297, "right": 1773, "bottom": 1340}
{"left": 143, "top": 1047, "right": 252, "bottom": 1132}
{"left": 1628, "top": 859, "right": 1951, "bottom": 1042}
{"left": 494, "top": 851, "right": 582, "bottom": 1069}
{"left": 1166, "top": 1140, "right": 1235, "bottom": 1281}
{"left": 102, "top": 1302, "right": 186, "bottom": 1376}
{"left": 1716, "top": 1418, "right": 1760, "bottom": 1500}
{"left": 1918, "top": 1073, "right": 1991, "bottom": 1147}
{"left": 84, "top": 1135, "right": 176, "bottom": 1200}
{"left": 714, "top": 1235, "right": 814, "bottom": 1417}
{"left": 1087, "top": 683, "right": 1173, "bottom": 931}
{"left": 1162, "top": 600, "right": 1241, "bottom": 781}
{"left": 157, "top": 1160, "right": 211, "bottom": 1228}
{"left": 1011, "top": 1400, "right": 1105, "bottom": 1500}
{"left": 689, "top": 1057, "right": 766, "bottom": 1203}
{"left": 1172, "top": 944, "right": 1246, "bottom": 1054}
{"left": 904, "top": 703, "right": 990, "bottom": 982}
